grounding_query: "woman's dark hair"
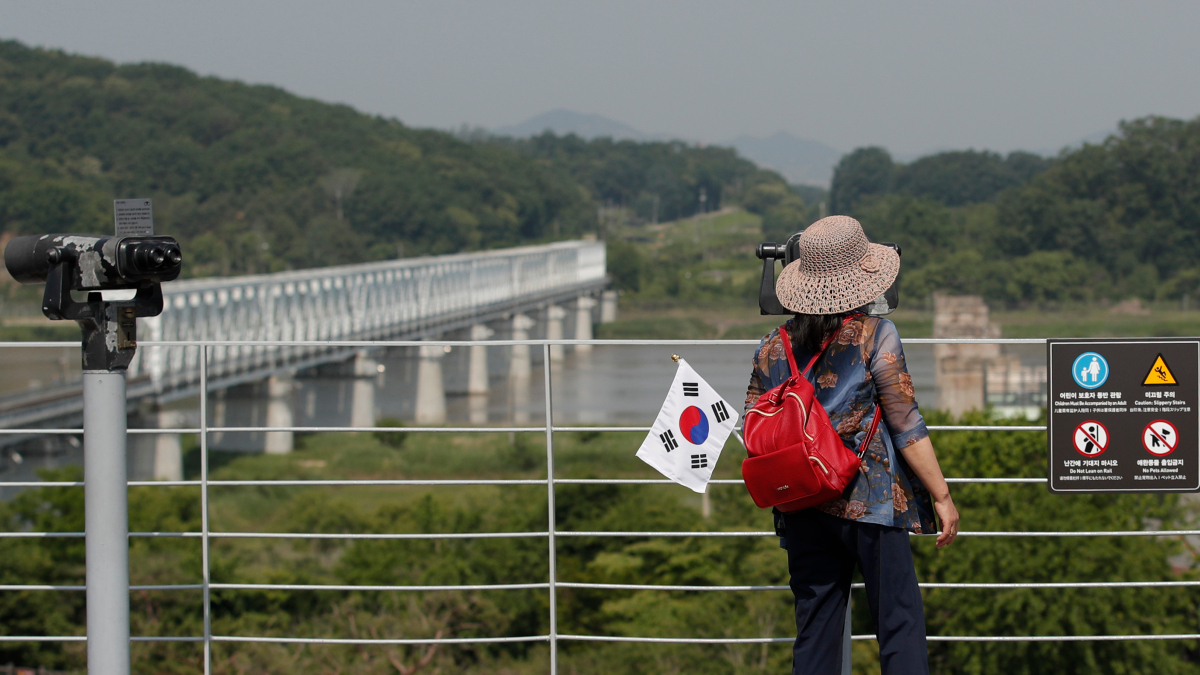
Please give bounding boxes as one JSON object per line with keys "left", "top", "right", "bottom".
{"left": 790, "top": 311, "right": 852, "bottom": 355}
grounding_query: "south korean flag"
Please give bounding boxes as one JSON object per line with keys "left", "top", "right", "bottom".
{"left": 636, "top": 358, "right": 739, "bottom": 493}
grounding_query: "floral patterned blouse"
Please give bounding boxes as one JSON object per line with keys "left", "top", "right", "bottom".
{"left": 744, "top": 314, "right": 936, "bottom": 534}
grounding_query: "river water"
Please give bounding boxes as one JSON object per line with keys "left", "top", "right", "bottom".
{"left": 0, "top": 340, "right": 1049, "bottom": 428}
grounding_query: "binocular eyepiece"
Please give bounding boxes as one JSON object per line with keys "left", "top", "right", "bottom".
{"left": 3, "top": 233, "right": 182, "bottom": 370}
{"left": 5, "top": 234, "right": 182, "bottom": 290}
{"left": 755, "top": 232, "right": 901, "bottom": 316}
{"left": 755, "top": 242, "right": 789, "bottom": 261}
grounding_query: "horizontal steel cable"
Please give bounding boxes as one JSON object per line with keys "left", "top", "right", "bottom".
{"left": 4, "top": 579, "right": 1192, "bottom": 594}
{"left": 553, "top": 530, "right": 1200, "bottom": 538}
{"left": 3, "top": 633, "right": 1195, "bottom": 644}
{"left": 0, "top": 476, "right": 1048, "bottom": 488}
{"left": 0, "top": 424, "right": 1044, "bottom": 436}
{"left": 2, "top": 529, "right": 1197, "bottom": 539}
{"left": 0, "top": 636, "right": 202, "bottom": 642}
{"left": 0, "top": 531, "right": 548, "bottom": 539}
{"left": 559, "top": 580, "right": 1200, "bottom": 591}
{"left": 558, "top": 633, "right": 1200, "bottom": 644}
{"left": 213, "top": 635, "right": 549, "bottom": 645}
{"left": 1, "top": 337, "right": 1049, "bottom": 348}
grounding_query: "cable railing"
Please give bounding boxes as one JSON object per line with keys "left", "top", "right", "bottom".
{"left": 0, "top": 336, "right": 1195, "bottom": 670}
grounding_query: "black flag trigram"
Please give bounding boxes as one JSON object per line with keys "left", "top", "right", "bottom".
{"left": 683, "top": 382, "right": 699, "bottom": 397}
{"left": 711, "top": 400, "right": 730, "bottom": 423}
{"left": 660, "top": 429, "right": 679, "bottom": 452}
{"left": 691, "top": 453, "right": 708, "bottom": 469}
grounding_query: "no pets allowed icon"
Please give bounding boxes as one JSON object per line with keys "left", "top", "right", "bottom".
{"left": 1142, "top": 420, "right": 1179, "bottom": 456}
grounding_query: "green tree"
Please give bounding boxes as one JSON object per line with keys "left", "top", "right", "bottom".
{"left": 829, "top": 147, "right": 894, "bottom": 214}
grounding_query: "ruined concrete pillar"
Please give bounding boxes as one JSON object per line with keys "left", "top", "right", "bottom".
{"left": 600, "top": 290, "right": 618, "bottom": 323}
{"left": 546, "top": 305, "right": 567, "bottom": 362}
{"left": 468, "top": 324, "right": 491, "bottom": 395}
{"left": 350, "top": 351, "right": 381, "bottom": 429}
{"left": 414, "top": 343, "right": 447, "bottom": 425}
{"left": 264, "top": 374, "right": 295, "bottom": 454}
{"left": 510, "top": 313, "right": 535, "bottom": 380}
{"left": 575, "top": 296, "right": 597, "bottom": 355}
{"left": 933, "top": 294, "right": 1001, "bottom": 418}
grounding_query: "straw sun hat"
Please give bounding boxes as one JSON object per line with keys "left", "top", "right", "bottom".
{"left": 775, "top": 215, "right": 900, "bottom": 315}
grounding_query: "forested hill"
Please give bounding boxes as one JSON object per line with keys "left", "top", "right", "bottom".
{"left": 0, "top": 40, "right": 607, "bottom": 276}
{"left": 0, "top": 40, "right": 787, "bottom": 279}
{"left": 829, "top": 118, "right": 1200, "bottom": 304}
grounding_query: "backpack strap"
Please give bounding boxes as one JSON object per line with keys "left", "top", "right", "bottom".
{"left": 857, "top": 406, "right": 883, "bottom": 458}
{"left": 779, "top": 315, "right": 855, "bottom": 378}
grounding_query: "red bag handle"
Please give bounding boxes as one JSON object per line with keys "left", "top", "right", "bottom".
{"left": 779, "top": 316, "right": 883, "bottom": 457}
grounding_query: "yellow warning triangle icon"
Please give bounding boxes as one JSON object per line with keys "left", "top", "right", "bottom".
{"left": 1143, "top": 354, "right": 1178, "bottom": 385}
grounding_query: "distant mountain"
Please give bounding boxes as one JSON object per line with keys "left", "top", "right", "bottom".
{"left": 493, "top": 109, "right": 652, "bottom": 141}
{"left": 727, "top": 132, "right": 842, "bottom": 187}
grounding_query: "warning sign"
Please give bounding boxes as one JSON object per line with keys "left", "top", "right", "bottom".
{"left": 1049, "top": 338, "right": 1199, "bottom": 493}
{"left": 1073, "top": 421, "right": 1108, "bottom": 456}
{"left": 1143, "top": 420, "right": 1179, "bottom": 456}
{"left": 1143, "top": 354, "right": 1178, "bottom": 386}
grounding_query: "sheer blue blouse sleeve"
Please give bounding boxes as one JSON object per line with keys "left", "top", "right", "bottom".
{"left": 869, "top": 320, "right": 929, "bottom": 449}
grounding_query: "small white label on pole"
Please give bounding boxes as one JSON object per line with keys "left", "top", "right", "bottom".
{"left": 114, "top": 199, "right": 153, "bottom": 236}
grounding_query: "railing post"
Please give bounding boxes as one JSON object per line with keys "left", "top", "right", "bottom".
{"left": 201, "top": 348, "right": 212, "bottom": 674}
{"left": 543, "top": 343, "right": 558, "bottom": 674}
{"left": 842, "top": 594, "right": 851, "bottom": 675}
{"left": 83, "top": 369, "right": 130, "bottom": 674}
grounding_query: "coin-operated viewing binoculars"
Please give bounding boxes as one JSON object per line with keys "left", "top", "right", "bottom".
{"left": 755, "top": 231, "right": 901, "bottom": 316}
{"left": 4, "top": 233, "right": 181, "bottom": 370}
{"left": 3, "top": 231, "right": 181, "bottom": 675}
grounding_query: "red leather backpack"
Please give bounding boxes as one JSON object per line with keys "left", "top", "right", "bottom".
{"left": 742, "top": 321, "right": 881, "bottom": 512}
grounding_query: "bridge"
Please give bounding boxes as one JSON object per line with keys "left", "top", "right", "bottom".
{"left": 0, "top": 239, "right": 610, "bottom": 476}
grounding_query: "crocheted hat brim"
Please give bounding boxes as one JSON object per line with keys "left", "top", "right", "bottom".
{"left": 775, "top": 243, "right": 900, "bottom": 315}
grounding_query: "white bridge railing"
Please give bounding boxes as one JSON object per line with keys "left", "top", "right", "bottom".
{"left": 0, "top": 336, "right": 1195, "bottom": 674}
{"left": 131, "top": 240, "right": 606, "bottom": 392}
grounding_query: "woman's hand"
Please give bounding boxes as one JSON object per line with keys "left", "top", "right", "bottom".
{"left": 934, "top": 495, "right": 959, "bottom": 549}
{"left": 897, "top": 436, "right": 959, "bottom": 548}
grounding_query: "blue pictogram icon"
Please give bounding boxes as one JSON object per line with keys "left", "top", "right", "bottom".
{"left": 1072, "top": 351, "right": 1109, "bottom": 389}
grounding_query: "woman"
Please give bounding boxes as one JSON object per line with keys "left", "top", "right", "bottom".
{"left": 745, "top": 215, "right": 959, "bottom": 675}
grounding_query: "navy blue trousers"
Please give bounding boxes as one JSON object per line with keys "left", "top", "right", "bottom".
{"left": 778, "top": 508, "right": 929, "bottom": 675}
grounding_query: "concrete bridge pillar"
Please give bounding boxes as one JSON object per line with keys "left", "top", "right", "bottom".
{"left": 600, "top": 290, "right": 618, "bottom": 323}
{"left": 350, "top": 351, "right": 381, "bottom": 429}
{"left": 415, "top": 342, "right": 447, "bottom": 425}
{"left": 510, "top": 313, "right": 535, "bottom": 379}
{"left": 509, "top": 313, "right": 536, "bottom": 425}
{"left": 468, "top": 324, "right": 492, "bottom": 395}
{"left": 546, "top": 305, "right": 567, "bottom": 362}
{"left": 265, "top": 374, "right": 295, "bottom": 454}
{"left": 210, "top": 389, "right": 227, "bottom": 447}
{"left": 129, "top": 408, "right": 186, "bottom": 481}
{"left": 574, "top": 296, "right": 597, "bottom": 354}
{"left": 152, "top": 410, "right": 186, "bottom": 481}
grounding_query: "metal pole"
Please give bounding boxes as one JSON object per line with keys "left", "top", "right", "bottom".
{"left": 841, "top": 594, "right": 852, "bottom": 675}
{"left": 543, "top": 344, "right": 558, "bottom": 674}
{"left": 83, "top": 370, "right": 130, "bottom": 674}
{"left": 201, "top": 350, "right": 212, "bottom": 673}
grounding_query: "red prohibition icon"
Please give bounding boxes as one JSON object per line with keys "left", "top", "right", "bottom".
{"left": 1142, "top": 420, "right": 1179, "bottom": 456}
{"left": 1073, "top": 421, "right": 1109, "bottom": 457}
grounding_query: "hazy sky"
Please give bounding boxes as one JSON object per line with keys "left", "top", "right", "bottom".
{"left": 4, "top": 1, "right": 1200, "bottom": 156}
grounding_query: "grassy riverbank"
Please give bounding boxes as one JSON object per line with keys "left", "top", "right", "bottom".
{"left": 2, "top": 416, "right": 1194, "bottom": 673}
